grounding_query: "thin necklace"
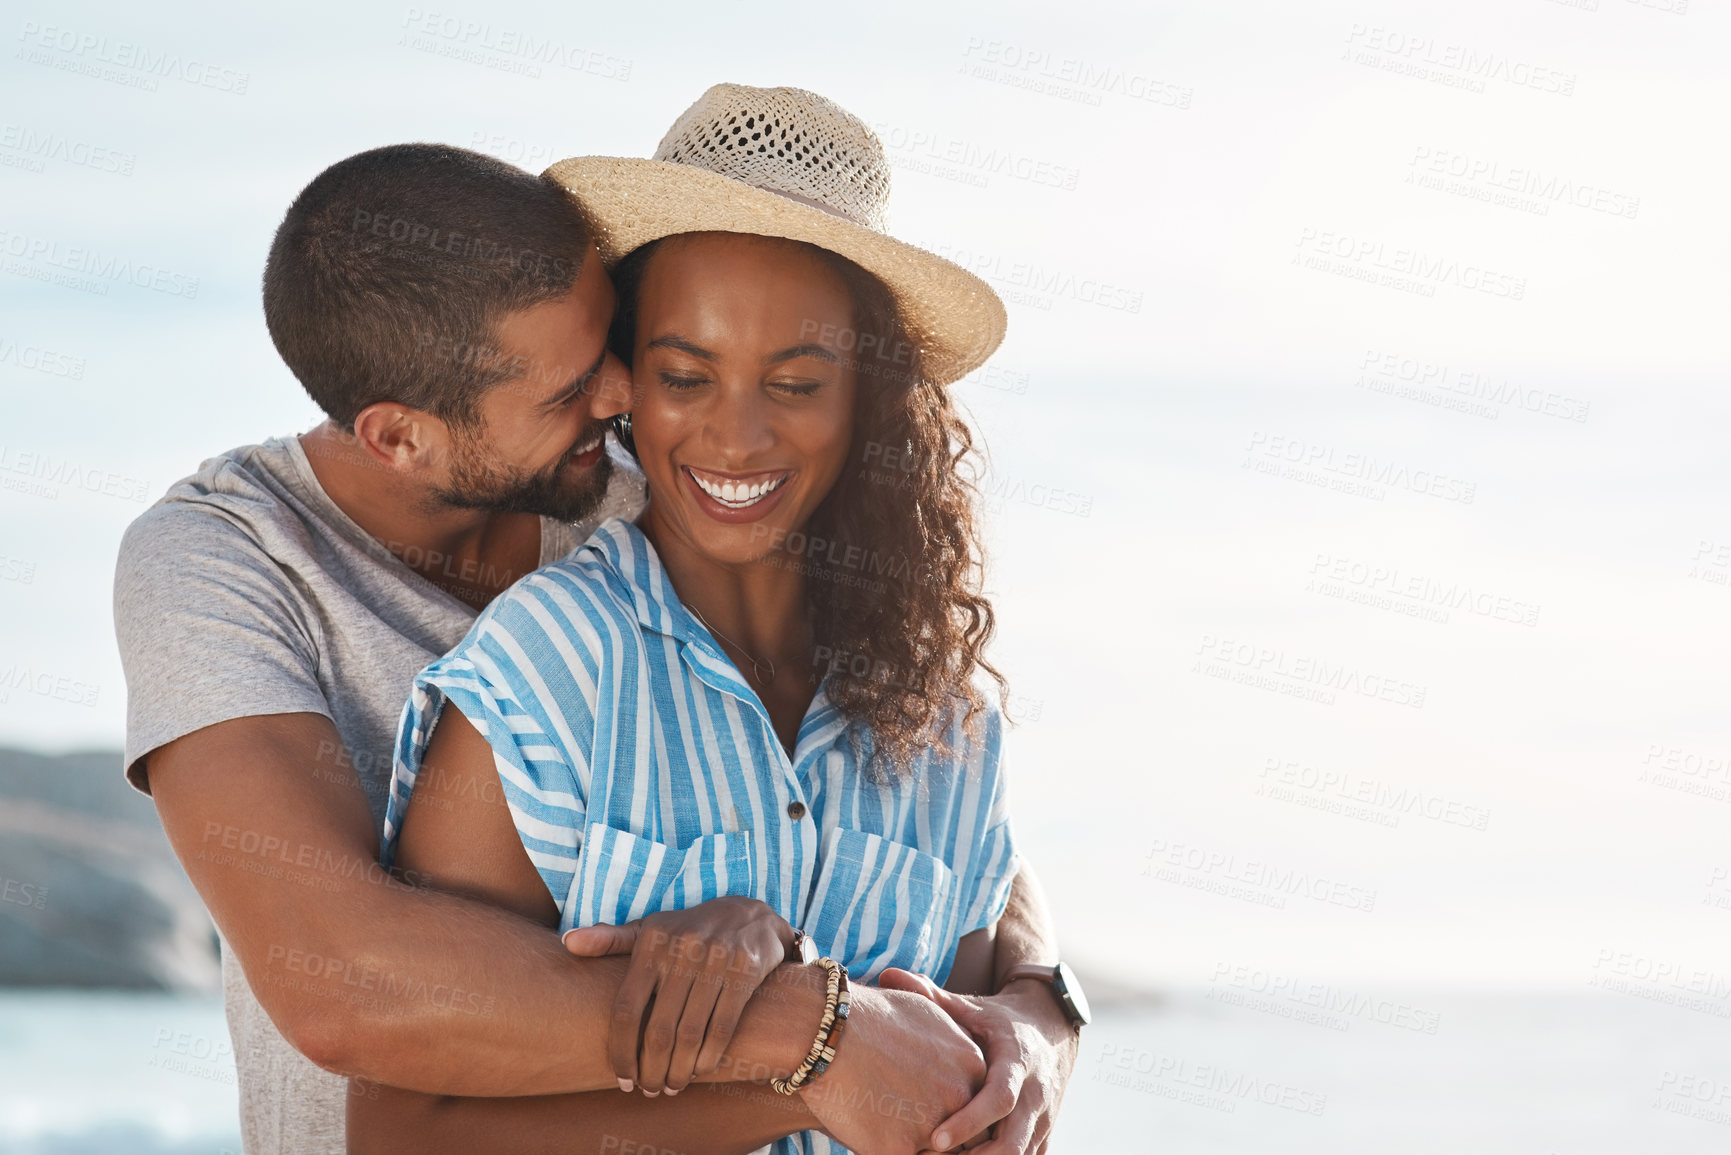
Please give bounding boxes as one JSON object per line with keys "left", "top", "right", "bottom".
{"left": 688, "top": 605, "right": 777, "bottom": 684}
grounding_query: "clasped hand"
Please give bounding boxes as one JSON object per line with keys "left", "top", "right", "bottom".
{"left": 563, "top": 899, "right": 1069, "bottom": 1155}
{"left": 562, "top": 895, "right": 793, "bottom": 1097}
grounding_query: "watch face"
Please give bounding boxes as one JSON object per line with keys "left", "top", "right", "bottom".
{"left": 1054, "top": 961, "right": 1091, "bottom": 1026}
{"left": 797, "top": 930, "right": 819, "bottom": 965}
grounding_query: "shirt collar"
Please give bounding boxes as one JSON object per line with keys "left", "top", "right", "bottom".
{"left": 586, "top": 517, "right": 850, "bottom": 754}
{"left": 587, "top": 517, "right": 759, "bottom": 701}
{"left": 586, "top": 518, "right": 680, "bottom": 634}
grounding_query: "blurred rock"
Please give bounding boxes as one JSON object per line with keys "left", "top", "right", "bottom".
{"left": 0, "top": 747, "right": 219, "bottom": 992}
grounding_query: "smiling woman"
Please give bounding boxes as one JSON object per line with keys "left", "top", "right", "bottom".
{"left": 614, "top": 233, "right": 864, "bottom": 752}
{"left": 612, "top": 228, "right": 1003, "bottom": 768}
{"left": 607, "top": 229, "right": 1003, "bottom": 768}
{"left": 351, "top": 84, "right": 1049, "bottom": 1155}
{"left": 628, "top": 234, "right": 856, "bottom": 533}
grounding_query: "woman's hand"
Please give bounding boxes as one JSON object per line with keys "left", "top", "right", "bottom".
{"left": 562, "top": 896, "right": 795, "bottom": 1097}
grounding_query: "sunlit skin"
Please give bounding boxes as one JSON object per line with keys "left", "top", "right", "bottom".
{"left": 302, "top": 243, "right": 632, "bottom": 609}
{"left": 631, "top": 232, "right": 858, "bottom": 750}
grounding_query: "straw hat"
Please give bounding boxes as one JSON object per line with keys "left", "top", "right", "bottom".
{"left": 543, "top": 83, "right": 1006, "bottom": 386}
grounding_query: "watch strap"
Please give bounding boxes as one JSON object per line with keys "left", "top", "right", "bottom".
{"left": 998, "top": 963, "right": 1061, "bottom": 990}
{"left": 998, "top": 962, "right": 1088, "bottom": 1028}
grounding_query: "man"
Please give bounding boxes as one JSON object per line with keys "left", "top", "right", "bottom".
{"left": 114, "top": 143, "right": 1078, "bottom": 1154}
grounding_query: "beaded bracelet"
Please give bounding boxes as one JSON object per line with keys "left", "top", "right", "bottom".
{"left": 770, "top": 957, "right": 851, "bottom": 1095}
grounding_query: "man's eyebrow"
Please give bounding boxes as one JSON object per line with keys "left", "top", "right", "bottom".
{"left": 644, "top": 335, "right": 717, "bottom": 361}
{"left": 540, "top": 348, "right": 607, "bottom": 408}
{"left": 764, "top": 343, "right": 839, "bottom": 366}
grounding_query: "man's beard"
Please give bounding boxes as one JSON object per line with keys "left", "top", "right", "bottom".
{"left": 429, "top": 427, "right": 615, "bottom": 524}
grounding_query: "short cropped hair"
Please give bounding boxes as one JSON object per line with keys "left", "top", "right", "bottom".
{"left": 262, "top": 143, "right": 589, "bottom": 431}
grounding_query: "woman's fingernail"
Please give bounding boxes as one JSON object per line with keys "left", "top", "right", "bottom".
{"left": 664, "top": 1087, "right": 680, "bottom": 1097}
{"left": 643, "top": 1088, "right": 660, "bottom": 1098}
{"left": 617, "top": 1078, "right": 634, "bottom": 1093}
{"left": 933, "top": 1132, "right": 950, "bottom": 1149}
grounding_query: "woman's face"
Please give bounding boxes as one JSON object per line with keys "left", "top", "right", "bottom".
{"left": 631, "top": 232, "right": 857, "bottom": 568}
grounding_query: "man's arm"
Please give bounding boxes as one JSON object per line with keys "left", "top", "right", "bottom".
{"left": 991, "top": 862, "right": 1061, "bottom": 992}
{"left": 986, "top": 862, "right": 1079, "bottom": 1154}
{"left": 881, "top": 862, "right": 1080, "bottom": 1155}
{"left": 350, "top": 1080, "right": 812, "bottom": 1155}
{"left": 116, "top": 495, "right": 985, "bottom": 1148}
{"left": 148, "top": 711, "right": 828, "bottom": 1094}
{"left": 349, "top": 703, "right": 987, "bottom": 1154}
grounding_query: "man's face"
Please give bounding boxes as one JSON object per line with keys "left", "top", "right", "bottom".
{"left": 430, "top": 245, "right": 632, "bottom": 523}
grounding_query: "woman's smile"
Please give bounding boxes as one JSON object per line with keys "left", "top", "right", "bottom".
{"left": 681, "top": 465, "right": 793, "bottom": 518}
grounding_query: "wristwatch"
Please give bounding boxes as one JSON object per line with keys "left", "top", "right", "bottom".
{"left": 998, "top": 961, "right": 1091, "bottom": 1028}
{"left": 786, "top": 927, "right": 819, "bottom": 965}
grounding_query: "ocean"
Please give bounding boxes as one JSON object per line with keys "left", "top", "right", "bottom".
{"left": 2, "top": 987, "right": 1726, "bottom": 1153}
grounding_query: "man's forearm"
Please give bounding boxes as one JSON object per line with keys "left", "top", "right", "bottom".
{"left": 291, "top": 880, "right": 830, "bottom": 1095}
{"left": 148, "top": 714, "right": 828, "bottom": 1098}
{"left": 992, "top": 861, "right": 1061, "bottom": 989}
{"left": 350, "top": 973, "right": 991, "bottom": 1155}
{"left": 350, "top": 1077, "right": 816, "bottom": 1155}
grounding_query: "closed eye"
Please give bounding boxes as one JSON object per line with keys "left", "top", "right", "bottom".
{"left": 659, "top": 372, "right": 709, "bottom": 391}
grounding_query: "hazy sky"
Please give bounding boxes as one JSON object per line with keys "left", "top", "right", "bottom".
{"left": 2, "top": 0, "right": 1728, "bottom": 988}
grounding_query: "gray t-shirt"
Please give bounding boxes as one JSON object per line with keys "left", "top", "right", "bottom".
{"left": 113, "top": 433, "right": 645, "bottom": 1155}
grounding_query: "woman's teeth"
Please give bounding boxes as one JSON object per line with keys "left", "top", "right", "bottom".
{"left": 688, "top": 469, "right": 788, "bottom": 508}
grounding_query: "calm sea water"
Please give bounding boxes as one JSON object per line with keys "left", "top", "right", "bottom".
{"left": 1, "top": 988, "right": 1726, "bottom": 1153}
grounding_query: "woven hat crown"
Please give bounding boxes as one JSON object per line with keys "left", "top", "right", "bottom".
{"left": 652, "top": 84, "right": 891, "bottom": 233}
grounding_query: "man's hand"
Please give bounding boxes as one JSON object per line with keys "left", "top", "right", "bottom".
{"left": 877, "top": 968, "right": 1079, "bottom": 1155}
{"left": 796, "top": 984, "right": 988, "bottom": 1155}
{"left": 562, "top": 897, "right": 795, "bottom": 1097}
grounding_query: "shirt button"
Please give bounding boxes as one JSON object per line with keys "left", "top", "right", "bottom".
{"left": 787, "top": 801, "right": 807, "bottom": 820}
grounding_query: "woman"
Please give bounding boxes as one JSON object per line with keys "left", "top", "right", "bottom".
{"left": 372, "top": 85, "right": 1018, "bottom": 1154}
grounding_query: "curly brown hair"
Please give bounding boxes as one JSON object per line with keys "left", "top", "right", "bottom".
{"left": 609, "top": 235, "right": 1006, "bottom": 777}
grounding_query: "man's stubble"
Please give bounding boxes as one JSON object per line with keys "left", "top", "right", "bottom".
{"left": 429, "top": 424, "right": 616, "bottom": 525}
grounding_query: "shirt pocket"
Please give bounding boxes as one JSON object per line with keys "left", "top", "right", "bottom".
{"left": 804, "top": 827, "right": 958, "bottom": 983}
{"left": 563, "top": 822, "right": 757, "bottom": 932}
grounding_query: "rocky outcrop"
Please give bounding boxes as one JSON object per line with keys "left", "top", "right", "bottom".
{"left": 0, "top": 747, "right": 219, "bottom": 991}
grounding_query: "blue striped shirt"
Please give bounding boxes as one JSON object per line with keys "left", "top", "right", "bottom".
{"left": 382, "top": 517, "right": 1018, "bottom": 1155}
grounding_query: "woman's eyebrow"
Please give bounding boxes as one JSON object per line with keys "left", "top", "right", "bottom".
{"left": 645, "top": 335, "right": 717, "bottom": 361}
{"left": 764, "top": 343, "right": 839, "bottom": 366}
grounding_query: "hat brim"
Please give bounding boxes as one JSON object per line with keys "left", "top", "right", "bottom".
{"left": 543, "top": 156, "right": 1006, "bottom": 386}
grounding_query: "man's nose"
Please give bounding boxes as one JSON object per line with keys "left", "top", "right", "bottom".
{"left": 586, "top": 351, "right": 635, "bottom": 419}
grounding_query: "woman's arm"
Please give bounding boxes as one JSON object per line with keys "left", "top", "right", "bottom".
{"left": 946, "top": 925, "right": 1000, "bottom": 995}
{"left": 349, "top": 705, "right": 827, "bottom": 1153}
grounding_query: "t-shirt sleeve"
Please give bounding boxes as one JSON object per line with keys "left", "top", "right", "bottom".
{"left": 113, "top": 503, "right": 330, "bottom": 793}
{"left": 381, "top": 573, "right": 598, "bottom": 909}
{"left": 956, "top": 701, "right": 1020, "bottom": 937}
